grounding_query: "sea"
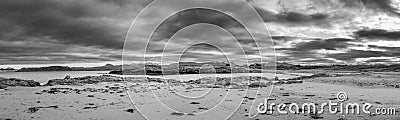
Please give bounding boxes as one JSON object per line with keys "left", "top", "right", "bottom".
{"left": 0, "top": 71, "right": 109, "bottom": 84}
{"left": 0, "top": 71, "right": 307, "bottom": 84}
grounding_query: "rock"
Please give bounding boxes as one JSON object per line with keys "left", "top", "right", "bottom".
{"left": 27, "top": 105, "right": 58, "bottom": 113}
{"left": 27, "top": 107, "right": 39, "bottom": 113}
{"left": 305, "top": 94, "right": 316, "bottom": 97}
{"left": 198, "top": 107, "right": 208, "bottom": 110}
{"left": 83, "top": 106, "right": 97, "bottom": 109}
{"left": 171, "top": 112, "right": 185, "bottom": 116}
{"left": 86, "top": 103, "right": 95, "bottom": 105}
{"left": 125, "top": 109, "right": 135, "bottom": 113}
{"left": 282, "top": 93, "right": 290, "bottom": 96}
{"left": 87, "top": 95, "right": 95, "bottom": 97}
{"left": 190, "top": 101, "right": 200, "bottom": 104}
{"left": 44, "top": 75, "right": 125, "bottom": 86}
{"left": 64, "top": 75, "right": 71, "bottom": 79}
{"left": 0, "top": 84, "right": 7, "bottom": 89}
{"left": 0, "top": 77, "right": 40, "bottom": 89}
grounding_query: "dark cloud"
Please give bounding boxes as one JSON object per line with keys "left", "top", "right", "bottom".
{"left": 361, "top": 0, "right": 400, "bottom": 16}
{"left": 254, "top": 7, "right": 332, "bottom": 27}
{"left": 327, "top": 50, "right": 400, "bottom": 61}
{"left": 367, "top": 45, "right": 400, "bottom": 51}
{"left": 276, "top": 12, "right": 330, "bottom": 26}
{"left": 337, "top": 0, "right": 400, "bottom": 16}
{"left": 277, "top": 38, "right": 352, "bottom": 51}
{"left": 364, "top": 58, "right": 394, "bottom": 63}
{"left": 327, "top": 50, "right": 382, "bottom": 61}
{"left": 295, "top": 58, "right": 337, "bottom": 64}
{"left": 0, "top": 53, "right": 118, "bottom": 65}
{"left": 0, "top": 40, "right": 121, "bottom": 65}
{"left": 271, "top": 36, "right": 298, "bottom": 41}
{"left": 150, "top": 8, "right": 253, "bottom": 43}
{"left": 0, "top": 0, "right": 139, "bottom": 65}
{"left": 0, "top": 0, "right": 132, "bottom": 49}
{"left": 354, "top": 29, "right": 400, "bottom": 40}
{"left": 144, "top": 7, "right": 265, "bottom": 60}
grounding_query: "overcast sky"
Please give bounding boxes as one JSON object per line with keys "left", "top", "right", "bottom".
{"left": 1, "top": 0, "right": 400, "bottom": 68}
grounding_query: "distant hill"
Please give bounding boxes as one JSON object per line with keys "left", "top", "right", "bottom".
{"left": 71, "top": 64, "right": 122, "bottom": 71}
{"left": 249, "top": 63, "right": 400, "bottom": 72}
{"left": 18, "top": 66, "right": 73, "bottom": 72}
{"left": 0, "top": 68, "right": 16, "bottom": 72}
{"left": 16, "top": 64, "right": 122, "bottom": 72}
{"left": 14, "top": 62, "right": 400, "bottom": 73}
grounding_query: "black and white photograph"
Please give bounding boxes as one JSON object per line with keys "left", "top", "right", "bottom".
{"left": 0, "top": 0, "right": 399, "bottom": 119}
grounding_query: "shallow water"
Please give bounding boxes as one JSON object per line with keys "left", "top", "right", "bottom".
{"left": 0, "top": 71, "right": 109, "bottom": 84}
{"left": 0, "top": 72, "right": 300, "bottom": 84}
{"left": 114, "top": 73, "right": 298, "bottom": 81}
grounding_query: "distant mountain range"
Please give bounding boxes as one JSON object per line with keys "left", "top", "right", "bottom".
{"left": 0, "top": 68, "right": 16, "bottom": 72}
{"left": 14, "top": 62, "right": 400, "bottom": 73}
{"left": 16, "top": 64, "right": 122, "bottom": 72}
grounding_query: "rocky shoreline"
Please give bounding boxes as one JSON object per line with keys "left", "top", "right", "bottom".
{"left": 43, "top": 75, "right": 127, "bottom": 86}
{"left": 0, "top": 77, "right": 40, "bottom": 89}
{"left": 0, "top": 73, "right": 316, "bottom": 90}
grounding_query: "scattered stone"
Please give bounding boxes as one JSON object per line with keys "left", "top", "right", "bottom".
{"left": 26, "top": 105, "right": 58, "bottom": 113}
{"left": 171, "top": 112, "right": 185, "bottom": 116}
{"left": 64, "top": 75, "right": 71, "bottom": 79}
{"left": 267, "top": 98, "right": 276, "bottom": 101}
{"left": 198, "top": 107, "right": 208, "bottom": 110}
{"left": 190, "top": 101, "right": 200, "bottom": 104}
{"left": 86, "top": 103, "right": 95, "bottom": 105}
{"left": 282, "top": 93, "right": 290, "bottom": 96}
{"left": 125, "top": 109, "right": 135, "bottom": 113}
{"left": 83, "top": 106, "right": 97, "bottom": 109}
{"left": 27, "top": 107, "right": 39, "bottom": 113}
{"left": 305, "top": 94, "right": 316, "bottom": 97}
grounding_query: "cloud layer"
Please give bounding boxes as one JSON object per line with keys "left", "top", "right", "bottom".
{"left": 1, "top": 0, "right": 400, "bottom": 67}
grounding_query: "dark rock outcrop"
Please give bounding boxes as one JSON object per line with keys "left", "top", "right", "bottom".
{"left": 44, "top": 75, "right": 135, "bottom": 86}
{"left": 0, "top": 77, "right": 41, "bottom": 89}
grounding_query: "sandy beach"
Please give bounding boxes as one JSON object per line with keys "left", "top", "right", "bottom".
{"left": 1, "top": 71, "right": 399, "bottom": 120}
